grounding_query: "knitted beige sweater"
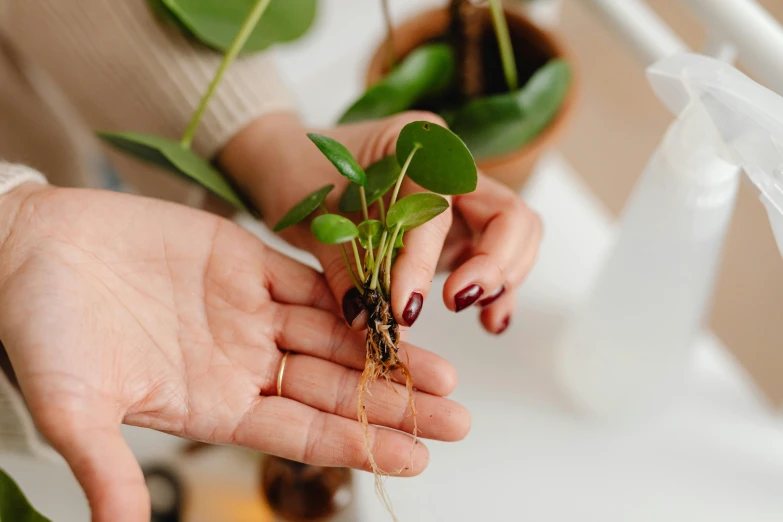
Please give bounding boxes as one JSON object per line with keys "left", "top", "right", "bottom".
{"left": 0, "top": 0, "right": 297, "bottom": 456}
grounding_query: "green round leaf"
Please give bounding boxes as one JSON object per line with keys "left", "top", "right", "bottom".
{"left": 0, "top": 467, "right": 52, "bottom": 521}
{"left": 339, "top": 155, "right": 400, "bottom": 213}
{"left": 97, "top": 131, "right": 247, "bottom": 210}
{"left": 386, "top": 193, "right": 449, "bottom": 232}
{"left": 339, "top": 43, "right": 455, "bottom": 124}
{"left": 158, "top": 0, "right": 317, "bottom": 54}
{"left": 273, "top": 184, "right": 333, "bottom": 232}
{"left": 311, "top": 214, "right": 359, "bottom": 244}
{"left": 448, "top": 59, "right": 571, "bottom": 159}
{"left": 307, "top": 133, "right": 366, "bottom": 186}
{"left": 357, "top": 219, "right": 383, "bottom": 250}
{"left": 396, "top": 122, "right": 477, "bottom": 195}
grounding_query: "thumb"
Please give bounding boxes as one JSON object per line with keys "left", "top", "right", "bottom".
{"left": 37, "top": 402, "right": 150, "bottom": 522}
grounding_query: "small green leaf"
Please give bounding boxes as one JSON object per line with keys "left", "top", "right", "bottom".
{"left": 357, "top": 219, "right": 383, "bottom": 249}
{"left": 98, "top": 131, "right": 247, "bottom": 210}
{"left": 0, "top": 467, "right": 52, "bottom": 522}
{"left": 339, "top": 43, "right": 455, "bottom": 124}
{"left": 273, "top": 184, "right": 333, "bottom": 232}
{"left": 394, "top": 232, "right": 404, "bottom": 248}
{"left": 448, "top": 59, "right": 571, "bottom": 159}
{"left": 307, "top": 134, "right": 367, "bottom": 186}
{"left": 396, "top": 122, "right": 477, "bottom": 195}
{"left": 339, "top": 155, "right": 400, "bottom": 213}
{"left": 157, "top": 0, "right": 317, "bottom": 54}
{"left": 387, "top": 193, "right": 449, "bottom": 232}
{"left": 311, "top": 214, "right": 359, "bottom": 244}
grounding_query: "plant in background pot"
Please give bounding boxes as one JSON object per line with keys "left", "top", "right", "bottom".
{"left": 341, "top": 0, "right": 576, "bottom": 189}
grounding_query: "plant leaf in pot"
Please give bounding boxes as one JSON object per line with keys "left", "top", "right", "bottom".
{"left": 339, "top": 43, "right": 456, "bottom": 124}
{"left": 445, "top": 58, "right": 571, "bottom": 160}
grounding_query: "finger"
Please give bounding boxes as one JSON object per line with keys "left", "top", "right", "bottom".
{"left": 505, "top": 208, "right": 544, "bottom": 288}
{"left": 443, "top": 177, "right": 539, "bottom": 311}
{"left": 261, "top": 245, "right": 338, "bottom": 314}
{"left": 314, "top": 242, "right": 368, "bottom": 330}
{"left": 479, "top": 286, "right": 516, "bottom": 335}
{"left": 278, "top": 354, "right": 470, "bottom": 441}
{"left": 436, "top": 211, "right": 473, "bottom": 273}
{"left": 390, "top": 187, "right": 453, "bottom": 327}
{"left": 232, "top": 396, "right": 429, "bottom": 476}
{"left": 273, "top": 304, "right": 458, "bottom": 396}
{"left": 35, "top": 402, "right": 149, "bottom": 522}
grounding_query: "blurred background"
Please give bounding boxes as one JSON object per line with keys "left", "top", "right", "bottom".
{"left": 554, "top": 0, "right": 783, "bottom": 406}
{"left": 2, "top": 0, "right": 783, "bottom": 521}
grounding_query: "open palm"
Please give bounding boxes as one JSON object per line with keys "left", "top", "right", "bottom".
{"left": 0, "top": 184, "right": 469, "bottom": 522}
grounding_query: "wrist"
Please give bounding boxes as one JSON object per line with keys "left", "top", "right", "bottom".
{"left": 218, "top": 111, "right": 307, "bottom": 218}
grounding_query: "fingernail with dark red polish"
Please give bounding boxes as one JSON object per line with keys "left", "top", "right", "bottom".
{"left": 479, "top": 285, "right": 506, "bottom": 307}
{"left": 496, "top": 316, "right": 511, "bottom": 335}
{"left": 342, "top": 287, "right": 365, "bottom": 326}
{"left": 455, "top": 284, "right": 484, "bottom": 312}
{"left": 402, "top": 292, "right": 423, "bottom": 326}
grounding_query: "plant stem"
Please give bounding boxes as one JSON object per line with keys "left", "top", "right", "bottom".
{"left": 378, "top": 197, "right": 386, "bottom": 224}
{"left": 368, "top": 236, "right": 375, "bottom": 268}
{"left": 341, "top": 244, "right": 363, "bottom": 292}
{"left": 350, "top": 239, "right": 365, "bottom": 280}
{"left": 488, "top": 0, "right": 518, "bottom": 91}
{"left": 389, "top": 144, "right": 421, "bottom": 209}
{"left": 381, "top": 0, "right": 396, "bottom": 69}
{"left": 371, "top": 145, "right": 419, "bottom": 291}
{"left": 370, "top": 229, "right": 389, "bottom": 290}
{"left": 180, "top": 0, "right": 271, "bottom": 148}
{"left": 384, "top": 224, "right": 401, "bottom": 294}
{"left": 359, "top": 186, "right": 369, "bottom": 222}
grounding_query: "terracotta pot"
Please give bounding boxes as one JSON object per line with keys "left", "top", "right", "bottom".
{"left": 366, "top": 7, "right": 578, "bottom": 190}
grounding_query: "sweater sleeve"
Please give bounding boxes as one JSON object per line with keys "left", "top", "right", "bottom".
{"left": 1, "top": 0, "right": 298, "bottom": 161}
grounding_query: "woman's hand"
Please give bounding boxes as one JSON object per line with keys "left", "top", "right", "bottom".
{"left": 222, "top": 112, "right": 542, "bottom": 335}
{"left": 0, "top": 183, "right": 468, "bottom": 522}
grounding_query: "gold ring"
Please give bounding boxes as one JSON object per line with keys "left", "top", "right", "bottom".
{"left": 276, "top": 351, "right": 290, "bottom": 397}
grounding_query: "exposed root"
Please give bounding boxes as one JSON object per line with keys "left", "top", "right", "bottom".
{"left": 357, "top": 285, "right": 418, "bottom": 522}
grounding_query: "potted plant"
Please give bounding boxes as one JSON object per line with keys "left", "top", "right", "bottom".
{"left": 341, "top": 0, "right": 576, "bottom": 189}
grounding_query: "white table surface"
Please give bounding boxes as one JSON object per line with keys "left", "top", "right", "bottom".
{"left": 4, "top": 1, "right": 783, "bottom": 521}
